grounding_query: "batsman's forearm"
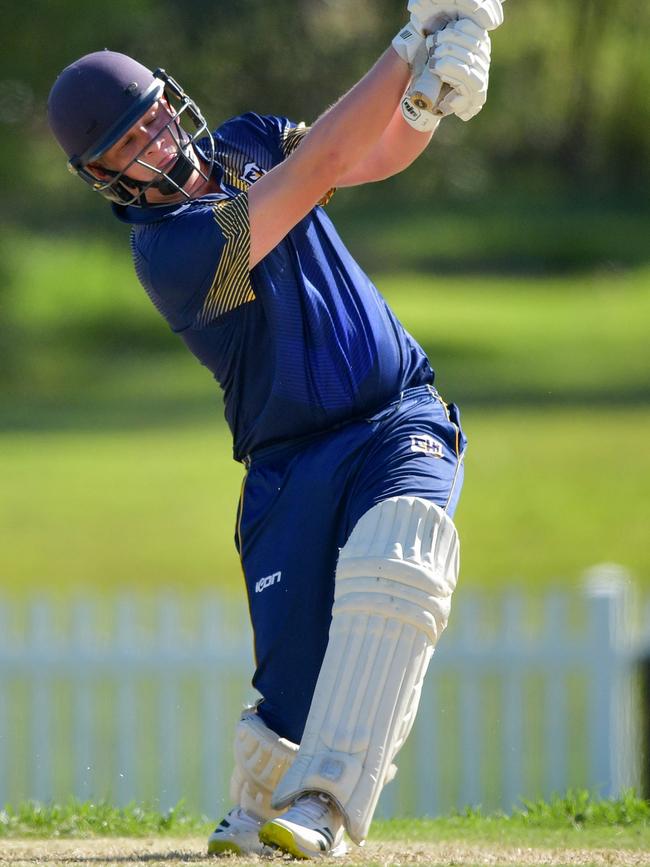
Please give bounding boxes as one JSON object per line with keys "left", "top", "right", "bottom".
{"left": 247, "top": 47, "right": 412, "bottom": 267}
{"left": 293, "top": 48, "right": 412, "bottom": 189}
{"left": 338, "top": 103, "right": 435, "bottom": 187}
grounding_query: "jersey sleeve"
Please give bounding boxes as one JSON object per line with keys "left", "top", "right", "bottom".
{"left": 281, "top": 121, "right": 310, "bottom": 158}
{"left": 214, "top": 113, "right": 334, "bottom": 205}
{"left": 133, "top": 193, "right": 254, "bottom": 332}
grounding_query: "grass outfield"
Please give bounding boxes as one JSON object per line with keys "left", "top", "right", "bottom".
{"left": 1, "top": 406, "right": 648, "bottom": 596}
{"left": 2, "top": 235, "right": 649, "bottom": 408}
{"left": 2, "top": 236, "right": 648, "bottom": 594}
{"left": 1, "top": 795, "right": 649, "bottom": 866}
{"left": 384, "top": 268, "right": 650, "bottom": 404}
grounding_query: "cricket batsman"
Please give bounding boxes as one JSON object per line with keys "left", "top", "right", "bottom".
{"left": 48, "top": 0, "right": 504, "bottom": 857}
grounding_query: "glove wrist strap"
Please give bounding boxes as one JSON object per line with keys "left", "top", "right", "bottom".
{"left": 391, "top": 22, "right": 426, "bottom": 68}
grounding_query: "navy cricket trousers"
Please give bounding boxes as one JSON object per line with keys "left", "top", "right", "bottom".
{"left": 235, "top": 385, "right": 467, "bottom": 744}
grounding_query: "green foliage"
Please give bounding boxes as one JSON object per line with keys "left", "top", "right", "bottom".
{"left": 2, "top": 793, "right": 649, "bottom": 841}
{"left": 386, "top": 790, "right": 650, "bottom": 833}
{"left": 0, "top": 799, "right": 205, "bottom": 838}
{"left": 373, "top": 792, "right": 650, "bottom": 849}
{"left": 517, "top": 789, "right": 650, "bottom": 829}
{"left": 333, "top": 194, "right": 650, "bottom": 273}
{"left": 3, "top": 0, "right": 650, "bottom": 230}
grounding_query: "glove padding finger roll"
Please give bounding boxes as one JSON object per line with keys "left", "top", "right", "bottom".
{"left": 408, "top": 0, "right": 504, "bottom": 34}
{"left": 433, "top": 46, "right": 491, "bottom": 79}
{"left": 429, "top": 20, "right": 491, "bottom": 121}
{"left": 429, "top": 24, "right": 491, "bottom": 85}
{"left": 437, "top": 85, "right": 486, "bottom": 122}
{"left": 430, "top": 16, "right": 491, "bottom": 50}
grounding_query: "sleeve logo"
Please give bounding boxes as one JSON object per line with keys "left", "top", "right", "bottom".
{"left": 240, "top": 162, "right": 266, "bottom": 185}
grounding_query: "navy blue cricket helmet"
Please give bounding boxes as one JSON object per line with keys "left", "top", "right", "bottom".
{"left": 47, "top": 50, "right": 214, "bottom": 207}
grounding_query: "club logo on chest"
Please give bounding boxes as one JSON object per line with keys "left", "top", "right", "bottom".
{"left": 240, "top": 162, "right": 266, "bottom": 185}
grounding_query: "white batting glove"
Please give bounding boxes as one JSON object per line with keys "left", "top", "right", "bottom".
{"left": 430, "top": 19, "right": 491, "bottom": 121}
{"left": 401, "top": 18, "right": 491, "bottom": 130}
{"left": 399, "top": 0, "right": 503, "bottom": 130}
{"left": 408, "top": 0, "right": 504, "bottom": 35}
{"left": 392, "top": 21, "right": 428, "bottom": 70}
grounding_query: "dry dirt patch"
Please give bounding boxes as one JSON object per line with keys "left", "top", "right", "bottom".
{"left": 1, "top": 837, "right": 648, "bottom": 867}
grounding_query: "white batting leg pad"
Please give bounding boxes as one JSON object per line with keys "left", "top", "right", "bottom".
{"left": 230, "top": 708, "right": 299, "bottom": 821}
{"left": 272, "top": 497, "right": 459, "bottom": 843}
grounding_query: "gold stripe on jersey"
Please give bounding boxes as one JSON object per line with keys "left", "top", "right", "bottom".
{"left": 214, "top": 140, "right": 256, "bottom": 191}
{"left": 196, "top": 193, "right": 255, "bottom": 326}
{"left": 220, "top": 159, "right": 249, "bottom": 192}
{"left": 282, "top": 122, "right": 309, "bottom": 157}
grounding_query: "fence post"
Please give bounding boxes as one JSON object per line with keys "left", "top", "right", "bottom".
{"left": 157, "top": 593, "right": 182, "bottom": 812}
{"left": 200, "top": 593, "right": 223, "bottom": 817}
{"left": 543, "top": 592, "right": 568, "bottom": 798}
{"left": 30, "top": 599, "right": 55, "bottom": 803}
{"left": 583, "top": 564, "right": 637, "bottom": 798}
{"left": 0, "top": 598, "right": 10, "bottom": 807}
{"left": 72, "top": 598, "right": 96, "bottom": 801}
{"left": 115, "top": 595, "right": 139, "bottom": 805}
{"left": 639, "top": 597, "right": 650, "bottom": 798}
{"left": 502, "top": 591, "right": 524, "bottom": 811}
{"left": 457, "top": 593, "right": 482, "bottom": 809}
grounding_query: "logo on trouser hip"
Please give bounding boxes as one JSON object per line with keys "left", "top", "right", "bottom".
{"left": 255, "top": 571, "right": 282, "bottom": 594}
{"left": 410, "top": 434, "right": 443, "bottom": 457}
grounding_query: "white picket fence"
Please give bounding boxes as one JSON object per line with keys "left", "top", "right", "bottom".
{"left": 0, "top": 565, "right": 644, "bottom": 817}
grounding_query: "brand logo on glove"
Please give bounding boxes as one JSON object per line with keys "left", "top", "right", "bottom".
{"left": 410, "top": 434, "right": 443, "bottom": 457}
{"left": 401, "top": 98, "right": 421, "bottom": 121}
{"left": 255, "top": 570, "right": 282, "bottom": 594}
{"left": 240, "top": 161, "right": 266, "bottom": 185}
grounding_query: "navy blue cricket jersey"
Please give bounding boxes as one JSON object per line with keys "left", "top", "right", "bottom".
{"left": 113, "top": 113, "right": 434, "bottom": 460}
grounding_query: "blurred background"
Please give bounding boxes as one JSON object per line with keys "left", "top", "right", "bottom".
{"left": 0, "top": 0, "right": 649, "bottom": 816}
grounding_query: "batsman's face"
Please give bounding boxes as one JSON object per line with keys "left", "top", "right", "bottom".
{"left": 97, "top": 99, "right": 180, "bottom": 181}
{"left": 89, "top": 99, "right": 196, "bottom": 197}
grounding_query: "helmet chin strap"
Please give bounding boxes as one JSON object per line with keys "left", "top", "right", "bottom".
{"left": 150, "top": 123, "right": 196, "bottom": 197}
{"left": 108, "top": 143, "right": 195, "bottom": 203}
{"left": 152, "top": 146, "right": 195, "bottom": 196}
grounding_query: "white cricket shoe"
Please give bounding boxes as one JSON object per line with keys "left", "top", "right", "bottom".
{"left": 259, "top": 793, "right": 348, "bottom": 859}
{"left": 207, "top": 806, "right": 268, "bottom": 856}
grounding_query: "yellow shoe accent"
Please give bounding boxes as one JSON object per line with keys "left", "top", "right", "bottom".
{"left": 207, "top": 839, "right": 244, "bottom": 856}
{"left": 259, "top": 821, "right": 311, "bottom": 859}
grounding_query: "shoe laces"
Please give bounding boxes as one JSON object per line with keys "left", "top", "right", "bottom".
{"left": 291, "top": 793, "right": 338, "bottom": 824}
{"left": 229, "top": 806, "right": 262, "bottom": 829}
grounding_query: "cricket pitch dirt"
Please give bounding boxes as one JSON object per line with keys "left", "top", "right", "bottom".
{"left": 1, "top": 837, "right": 648, "bottom": 867}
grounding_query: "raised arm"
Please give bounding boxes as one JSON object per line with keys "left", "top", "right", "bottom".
{"left": 248, "top": 47, "right": 411, "bottom": 268}
{"left": 248, "top": 11, "right": 495, "bottom": 265}
{"left": 336, "top": 102, "right": 435, "bottom": 188}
